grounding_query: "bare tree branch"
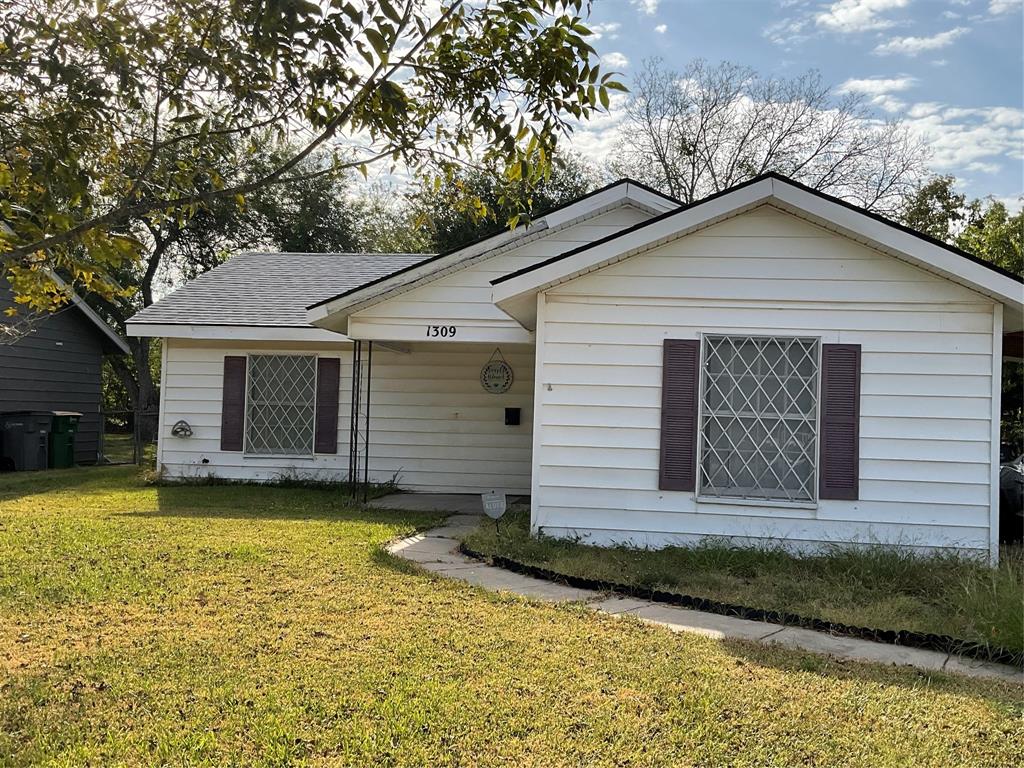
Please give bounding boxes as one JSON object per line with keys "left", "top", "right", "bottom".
{"left": 610, "top": 58, "right": 929, "bottom": 214}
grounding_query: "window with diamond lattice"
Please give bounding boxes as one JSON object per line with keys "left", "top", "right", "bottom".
{"left": 245, "top": 355, "right": 317, "bottom": 456}
{"left": 699, "top": 336, "right": 819, "bottom": 502}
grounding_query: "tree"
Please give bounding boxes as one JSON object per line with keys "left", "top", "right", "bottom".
{"left": 610, "top": 58, "right": 926, "bottom": 214}
{"left": 899, "top": 176, "right": 1023, "bottom": 276}
{"left": 412, "top": 152, "right": 599, "bottom": 252}
{"left": 0, "top": 0, "right": 619, "bottom": 312}
{"left": 352, "top": 183, "right": 434, "bottom": 254}
{"left": 899, "top": 175, "right": 968, "bottom": 242}
{"left": 956, "top": 200, "right": 1023, "bottom": 278}
{"left": 899, "top": 176, "right": 1024, "bottom": 453}
{"left": 90, "top": 132, "right": 364, "bottom": 425}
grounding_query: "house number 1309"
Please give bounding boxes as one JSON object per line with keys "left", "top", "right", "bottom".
{"left": 426, "top": 325, "right": 457, "bottom": 338}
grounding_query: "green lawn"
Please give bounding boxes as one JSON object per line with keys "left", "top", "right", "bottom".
{"left": 0, "top": 468, "right": 1021, "bottom": 767}
{"left": 464, "top": 510, "right": 1024, "bottom": 656}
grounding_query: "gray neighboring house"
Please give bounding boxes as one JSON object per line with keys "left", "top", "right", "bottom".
{"left": 1, "top": 278, "right": 130, "bottom": 465}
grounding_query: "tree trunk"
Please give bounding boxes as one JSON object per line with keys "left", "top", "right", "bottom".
{"left": 133, "top": 336, "right": 160, "bottom": 443}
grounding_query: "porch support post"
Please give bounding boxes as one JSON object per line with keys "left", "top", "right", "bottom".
{"left": 362, "top": 341, "right": 373, "bottom": 504}
{"left": 348, "top": 340, "right": 362, "bottom": 495}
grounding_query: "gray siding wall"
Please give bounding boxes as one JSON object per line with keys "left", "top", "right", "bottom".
{"left": 0, "top": 284, "right": 105, "bottom": 464}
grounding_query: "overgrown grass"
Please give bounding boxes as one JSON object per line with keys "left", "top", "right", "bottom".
{"left": 464, "top": 510, "right": 1024, "bottom": 654}
{"left": 1, "top": 468, "right": 1022, "bottom": 767}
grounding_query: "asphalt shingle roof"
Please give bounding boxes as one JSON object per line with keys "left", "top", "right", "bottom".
{"left": 129, "top": 252, "right": 431, "bottom": 327}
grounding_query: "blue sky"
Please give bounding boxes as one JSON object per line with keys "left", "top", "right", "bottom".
{"left": 572, "top": 0, "right": 1023, "bottom": 206}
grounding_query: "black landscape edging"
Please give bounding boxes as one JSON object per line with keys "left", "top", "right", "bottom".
{"left": 458, "top": 544, "right": 1023, "bottom": 668}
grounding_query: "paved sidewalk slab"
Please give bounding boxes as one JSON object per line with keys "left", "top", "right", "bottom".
{"left": 390, "top": 535, "right": 459, "bottom": 557}
{"left": 631, "top": 604, "right": 780, "bottom": 641}
{"left": 446, "top": 565, "right": 596, "bottom": 602}
{"left": 416, "top": 560, "right": 481, "bottom": 574}
{"left": 766, "top": 627, "right": 950, "bottom": 672}
{"left": 386, "top": 515, "right": 1024, "bottom": 684}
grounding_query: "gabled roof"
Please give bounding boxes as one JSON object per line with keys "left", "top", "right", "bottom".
{"left": 306, "top": 178, "right": 680, "bottom": 333}
{"left": 491, "top": 172, "right": 1024, "bottom": 330}
{"left": 128, "top": 252, "right": 429, "bottom": 337}
{"left": 48, "top": 273, "right": 131, "bottom": 355}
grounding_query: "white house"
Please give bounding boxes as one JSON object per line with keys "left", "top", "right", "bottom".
{"left": 128, "top": 174, "right": 1023, "bottom": 562}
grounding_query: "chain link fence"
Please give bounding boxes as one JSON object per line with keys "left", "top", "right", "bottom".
{"left": 100, "top": 409, "right": 159, "bottom": 466}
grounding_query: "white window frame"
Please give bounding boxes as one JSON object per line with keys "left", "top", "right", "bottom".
{"left": 243, "top": 353, "right": 319, "bottom": 458}
{"left": 695, "top": 333, "right": 822, "bottom": 509}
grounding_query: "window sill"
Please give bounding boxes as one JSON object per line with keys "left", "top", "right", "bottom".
{"left": 242, "top": 453, "right": 317, "bottom": 461}
{"left": 697, "top": 495, "right": 818, "bottom": 511}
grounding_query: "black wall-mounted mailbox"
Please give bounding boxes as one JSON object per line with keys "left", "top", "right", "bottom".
{"left": 504, "top": 407, "right": 521, "bottom": 426}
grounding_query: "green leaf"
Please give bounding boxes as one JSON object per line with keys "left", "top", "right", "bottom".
{"left": 365, "top": 28, "right": 388, "bottom": 64}
{"left": 379, "top": 0, "right": 403, "bottom": 24}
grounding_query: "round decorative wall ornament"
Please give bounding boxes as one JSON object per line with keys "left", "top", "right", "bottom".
{"left": 481, "top": 349, "right": 514, "bottom": 394}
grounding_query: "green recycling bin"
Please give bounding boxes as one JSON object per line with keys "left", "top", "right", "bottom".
{"left": 48, "top": 411, "right": 82, "bottom": 469}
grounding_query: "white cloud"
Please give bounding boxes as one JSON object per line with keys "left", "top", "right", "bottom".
{"left": 837, "top": 75, "right": 917, "bottom": 112}
{"left": 654, "top": 23, "right": 668, "bottom": 33}
{"left": 874, "top": 27, "right": 968, "bottom": 55}
{"left": 763, "top": 17, "right": 811, "bottom": 47}
{"left": 768, "top": 0, "right": 908, "bottom": 47}
{"left": 837, "top": 76, "right": 916, "bottom": 96}
{"left": 601, "top": 51, "right": 630, "bottom": 69}
{"left": 630, "top": 0, "right": 659, "bottom": 14}
{"left": 989, "top": 0, "right": 1023, "bottom": 15}
{"left": 992, "top": 194, "right": 1024, "bottom": 214}
{"left": 815, "top": 0, "right": 909, "bottom": 32}
{"left": 901, "top": 103, "right": 1024, "bottom": 176}
{"left": 589, "top": 22, "right": 621, "bottom": 41}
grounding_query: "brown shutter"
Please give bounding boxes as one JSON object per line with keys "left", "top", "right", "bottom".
{"left": 220, "top": 356, "right": 247, "bottom": 451}
{"left": 659, "top": 339, "right": 701, "bottom": 491}
{"left": 819, "top": 344, "right": 861, "bottom": 500}
{"left": 314, "top": 357, "right": 341, "bottom": 454}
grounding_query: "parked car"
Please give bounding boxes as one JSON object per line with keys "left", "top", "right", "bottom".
{"left": 999, "top": 453, "right": 1024, "bottom": 543}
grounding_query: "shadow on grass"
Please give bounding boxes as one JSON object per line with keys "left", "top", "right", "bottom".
{"left": 0, "top": 465, "right": 140, "bottom": 503}
{"left": 106, "top": 486, "right": 451, "bottom": 531}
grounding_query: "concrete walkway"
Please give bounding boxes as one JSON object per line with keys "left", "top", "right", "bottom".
{"left": 386, "top": 514, "right": 1024, "bottom": 685}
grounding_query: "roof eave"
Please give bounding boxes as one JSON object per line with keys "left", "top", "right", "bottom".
{"left": 127, "top": 322, "right": 349, "bottom": 343}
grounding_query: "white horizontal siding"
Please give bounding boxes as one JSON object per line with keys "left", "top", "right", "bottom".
{"left": 159, "top": 339, "right": 354, "bottom": 483}
{"left": 366, "top": 343, "right": 533, "bottom": 493}
{"left": 533, "top": 204, "right": 997, "bottom": 556}
{"left": 159, "top": 339, "right": 533, "bottom": 495}
{"left": 349, "top": 206, "right": 652, "bottom": 343}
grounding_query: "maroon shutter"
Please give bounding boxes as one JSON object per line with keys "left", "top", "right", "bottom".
{"left": 659, "top": 339, "right": 700, "bottom": 491}
{"left": 220, "top": 356, "right": 247, "bottom": 451}
{"left": 819, "top": 344, "right": 861, "bottom": 500}
{"left": 314, "top": 357, "right": 341, "bottom": 454}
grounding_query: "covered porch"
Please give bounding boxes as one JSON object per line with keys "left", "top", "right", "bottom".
{"left": 342, "top": 339, "right": 536, "bottom": 498}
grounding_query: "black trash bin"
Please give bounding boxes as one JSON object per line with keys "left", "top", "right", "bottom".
{"left": 0, "top": 411, "right": 52, "bottom": 471}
